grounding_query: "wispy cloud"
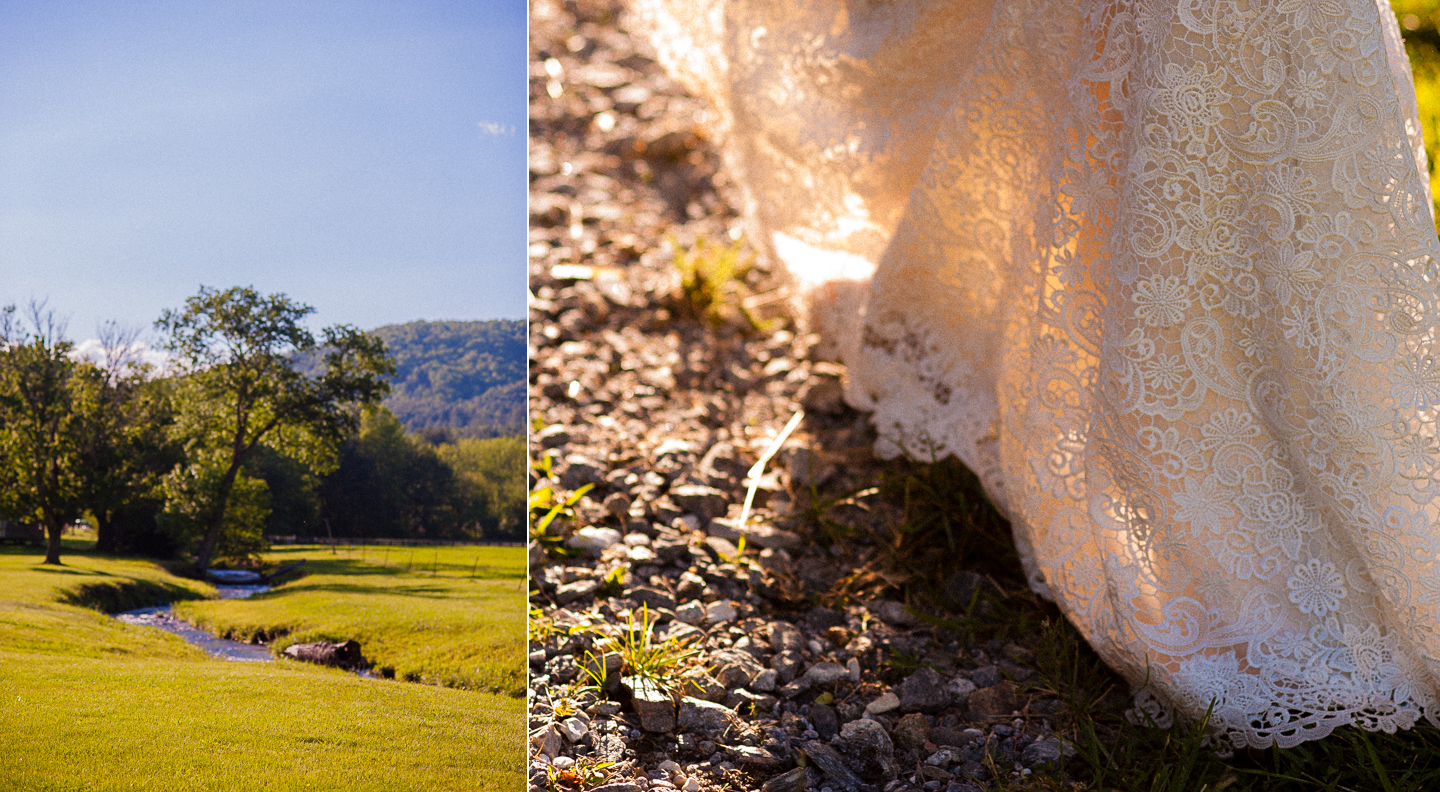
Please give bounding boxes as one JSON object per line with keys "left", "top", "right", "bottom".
{"left": 71, "top": 337, "right": 171, "bottom": 375}
{"left": 476, "top": 120, "right": 516, "bottom": 137}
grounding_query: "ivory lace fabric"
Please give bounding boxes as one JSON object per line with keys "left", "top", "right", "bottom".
{"left": 630, "top": 0, "right": 1440, "bottom": 749}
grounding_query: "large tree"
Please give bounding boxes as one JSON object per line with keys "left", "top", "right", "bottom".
{"left": 81, "top": 323, "right": 182, "bottom": 554}
{"left": 0, "top": 304, "right": 103, "bottom": 565}
{"left": 157, "top": 286, "right": 393, "bottom": 570}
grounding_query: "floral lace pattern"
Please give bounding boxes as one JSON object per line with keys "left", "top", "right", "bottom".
{"left": 632, "top": 0, "right": 1440, "bottom": 750}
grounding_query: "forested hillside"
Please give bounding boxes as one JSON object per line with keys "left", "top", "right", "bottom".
{"left": 370, "top": 320, "right": 525, "bottom": 439}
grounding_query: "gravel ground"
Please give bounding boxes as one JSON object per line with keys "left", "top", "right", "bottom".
{"left": 527, "top": 2, "right": 1086, "bottom": 791}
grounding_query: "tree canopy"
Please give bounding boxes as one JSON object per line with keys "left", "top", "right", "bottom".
{"left": 0, "top": 304, "right": 103, "bottom": 564}
{"left": 156, "top": 285, "right": 394, "bottom": 570}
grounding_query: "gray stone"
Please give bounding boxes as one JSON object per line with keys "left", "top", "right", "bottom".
{"left": 874, "top": 600, "right": 916, "bottom": 627}
{"left": 652, "top": 537, "right": 691, "bottom": 563}
{"left": 1020, "top": 737, "right": 1076, "bottom": 768}
{"left": 899, "top": 667, "right": 951, "bottom": 713}
{"left": 566, "top": 526, "right": 623, "bottom": 554}
{"left": 715, "top": 662, "right": 752, "bottom": 689}
{"left": 655, "top": 438, "right": 694, "bottom": 457}
{"left": 804, "top": 662, "right": 849, "bottom": 685}
{"left": 628, "top": 586, "right": 676, "bottom": 611}
{"left": 653, "top": 620, "right": 703, "bottom": 645}
{"left": 676, "top": 571, "right": 706, "bottom": 599}
{"left": 560, "top": 455, "right": 605, "bottom": 490}
{"left": 544, "top": 653, "right": 579, "bottom": 683}
{"left": 892, "top": 713, "right": 931, "bottom": 753}
{"left": 706, "top": 600, "right": 738, "bottom": 625}
{"left": 801, "top": 740, "right": 864, "bottom": 790}
{"left": 581, "top": 651, "right": 623, "bottom": 683}
{"left": 675, "top": 600, "right": 706, "bottom": 625}
{"left": 591, "top": 784, "right": 641, "bottom": 792}
{"left": 929, "top": 727, "right": 970, "bottom": 747}
{"left": 810, "top": 702, "right": 839, "bottom": 739}
{"left": 742, "top": 525, "right": 801, "bottom": 549}
{"left": 554, "top": 579, "right": 599, "bottom": 605}
{"left": 771, "top": 650, "right": 803, "bottom": 683}
{"left": 558, "top": 716, "right": 589, "bottom": 742}
{"left": 734, "top": 745, "right": 783, "bottom": 767}
{"left": 711, "top": 649, "right": 763, "bottom": 675}
{"left": 999, "top": 658, "right": 1035, "bottom": 683}
{"left": 771, "top": 623, "right": 804, "bottom": 652}
{"left": 535, "top": 424, "right": 573, "bottom": 449}
{"left": 627, "top": 545, "right": 657, "bottom": 563}
{"left": 670, "top": 484, "right": 728, "bottom": 519}
{"left": 760, "top": 766, "right": 809, "bottom": 792}
{"left": 778, "top": 677, "right": 812, "bottom": 698}
{"left": 751, "top": 668, "right": 778, "bottom": 692}
{"left": 677, "top": 696, "right": 737, "bottom": 735}
{"left": 840, "top": 718, "right": 897, "bottom": 781}
{"left": 864, "top": 691, "right": 900, "bottom": 715}
{"left": 704, "top": 535, "right": 739, "bottom": 560}
{"left": 970, "top": 665, "right": 1001, "bottom": 688}
{"left": 944, "top": 783, "right": 983, "bottom": 792}
{"left": 844, "top": 635, "right": 874, "bottom": 657}
{"left": 627, "top": 677, "right": 675, "bottom": 733}
{"left": 283, "top": 639, "right": 364, "bottom": 668}
{"left": 966, "top": 681, "right": 1016, "bottom": 719}
{"left": 678, "top": 670, "right": 726, "bottom": 702}
{"left": 603, "top": 491, "right": 633, "bottom": 517}
{"left": 732, "top": 688, "right": 777, "bottom": 714}
{"left": 946, "top": 677, "right": 976, "bottom": 709}
{"left": 806, "top": 607, "right": 848, "bottom": 630}
{"left": 924, "top": 748, "right": 963, "bottom": 767}
{"left": 532, "top": 723, "right": 562, "bottom": 758}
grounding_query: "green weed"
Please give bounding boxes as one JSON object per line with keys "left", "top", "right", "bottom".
{"left": 671, "top": 236, "right": 769, "bottom": 330}
{"left": 612, "top": 605, "right": 700, "bottom": 696}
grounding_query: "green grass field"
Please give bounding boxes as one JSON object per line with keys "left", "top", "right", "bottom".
{"left": 177, "top": 544, "right": 526, "bottom": 694}
{"left": 0, "top": 540, "right": 524, "bottom": 791}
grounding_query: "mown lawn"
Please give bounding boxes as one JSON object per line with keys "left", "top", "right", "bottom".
{"left": 0, "top": 541, "right": 524, "bottom": 791}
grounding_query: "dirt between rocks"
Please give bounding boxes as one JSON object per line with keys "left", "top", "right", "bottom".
{"left": 527, "top": 2, "right": 1087, "bottom": 791}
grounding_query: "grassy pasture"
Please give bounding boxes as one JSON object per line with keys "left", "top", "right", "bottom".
{"left": 177, "top": 544, "right": 526, "bottom": 695}
{"left": 0, "top": 541, "right": 524, "bottom": 791}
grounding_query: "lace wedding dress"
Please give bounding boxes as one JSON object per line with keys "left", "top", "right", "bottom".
{"left": 630, "top": 0, "right": 1440, "bottom": 750}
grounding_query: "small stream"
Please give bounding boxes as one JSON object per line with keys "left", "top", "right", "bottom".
{"left": 115, "top": 584, "right": 274, "bottom": 662}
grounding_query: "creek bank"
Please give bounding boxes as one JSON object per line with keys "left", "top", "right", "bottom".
{"left": 115, "top": 584, "right": 273, "bottom": 662}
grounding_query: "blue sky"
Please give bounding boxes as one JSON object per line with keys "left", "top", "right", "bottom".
{"left": 0, "top": 0, "right": 526, "bottom": 346}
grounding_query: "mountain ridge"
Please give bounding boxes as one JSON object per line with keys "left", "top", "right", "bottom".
{"left": 369, "top": 319, "right": 525, "bottom": 439}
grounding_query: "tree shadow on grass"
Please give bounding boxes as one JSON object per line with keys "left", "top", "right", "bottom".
{"left": 29, "top": 565, "right": 112, "bottom": 576}
{"left": 59, "top": 578, "right": 208, "bottom": 613}
{"left": 271, "top": 581, "right": 458, "bottom": 599}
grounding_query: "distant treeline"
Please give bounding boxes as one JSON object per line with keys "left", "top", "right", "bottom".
{"left": 371, "top": 320, "right": 525, "bottom": 441}
{"left": 0, "top": 291, "right": 525, "bottom": 568}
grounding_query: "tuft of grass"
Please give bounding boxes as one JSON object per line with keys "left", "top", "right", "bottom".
{"left": 671, "top": 235, "right": 768, "bottom": 330}
{"left": 606, "top": 605, "right": 700, "bottom": 696}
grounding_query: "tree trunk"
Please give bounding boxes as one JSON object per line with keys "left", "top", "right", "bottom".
{"left": 194, "top": 464, "right": 242, "bottom": 571}
{"left": 95, "top": 512, "right": 116, "bottom": 554}
{"left": 43, "top": 516, "right": 62, "bottom": 565}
